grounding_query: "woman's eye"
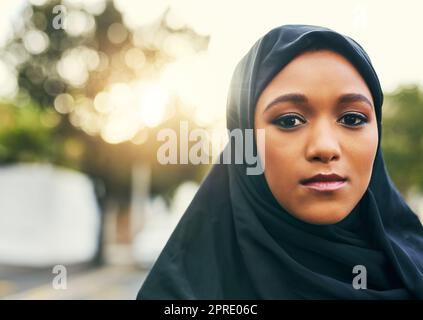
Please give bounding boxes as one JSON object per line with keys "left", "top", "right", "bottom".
{"left": 272, "top": 113, "right": 367, "bottom": 129}
{"left": 273, "top": 114, "right": 305, "bottom": 129}
{"left": 339, "top": 113, "right": 368, "bottom": 127}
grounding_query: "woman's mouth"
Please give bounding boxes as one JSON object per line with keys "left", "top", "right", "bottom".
{"left": 300, "top": 173, "right": 348, "bottom": 192}
{"left": 301, "top": 180, "right": 347, "bottom": 192}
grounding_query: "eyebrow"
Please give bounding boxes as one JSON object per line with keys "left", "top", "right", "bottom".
{"left": 263, "top": 93, "right": 374, "bottom": 113}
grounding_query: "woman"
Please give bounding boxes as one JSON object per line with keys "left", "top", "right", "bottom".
{"left": 137, "top": 24, "right": 423, "bottom": 299}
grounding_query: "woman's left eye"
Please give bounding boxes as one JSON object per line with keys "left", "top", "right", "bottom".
{"left": 338, "top": 113, "right": 368, "bottom": 127}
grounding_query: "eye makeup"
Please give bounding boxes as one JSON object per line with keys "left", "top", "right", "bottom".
{"left": 271, "top": 111, "right": 369, "bottom": 130}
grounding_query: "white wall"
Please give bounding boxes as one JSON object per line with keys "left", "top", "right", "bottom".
{"left": 0, "top": 163, "right": 100, "bottom": 266}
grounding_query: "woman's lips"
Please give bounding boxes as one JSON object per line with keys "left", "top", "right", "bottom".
{"left": 301, "top": 180, "right": 347, "bottom": 192}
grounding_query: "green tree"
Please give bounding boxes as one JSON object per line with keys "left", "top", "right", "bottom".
{"left": 1, "top": 0, "right": 210, "bottom": 205}
{"left": 382, "top": 85, "right": 423, "bottom": 196}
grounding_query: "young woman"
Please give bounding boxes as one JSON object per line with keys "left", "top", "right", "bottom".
{"left": 137, "top": 24, "right": 423, "bottom": 299}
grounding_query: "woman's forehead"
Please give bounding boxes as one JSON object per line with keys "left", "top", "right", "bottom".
{"left": 259, "top": 92, "right": 374, "bottom": 116}
{"left": 270, "top": 50, "right": 366, "bottom": 83}
{"left": 256, "top": 50, "right": 374, "bottom": 108}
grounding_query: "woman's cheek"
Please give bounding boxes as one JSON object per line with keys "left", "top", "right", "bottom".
{"left": 347, "top": 128, "right": 378, "bottom": 183}
{"left": 265, "top": 140, "right": 298, "bottom": 189}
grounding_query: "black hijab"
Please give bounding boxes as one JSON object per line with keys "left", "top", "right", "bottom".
{"left": 137, "top": 24, "right": 423, "bottom": 299}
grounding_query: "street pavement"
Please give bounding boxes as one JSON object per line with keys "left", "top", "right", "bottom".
{"left": 0, "top": 264, "right": 148, "bottom": 300}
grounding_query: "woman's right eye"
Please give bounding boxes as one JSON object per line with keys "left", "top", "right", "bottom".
{"left": 272, "top": 114, "right": 305, "bottom": 129}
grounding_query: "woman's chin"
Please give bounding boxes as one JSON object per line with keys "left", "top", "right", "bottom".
{"left": 290, "top": 206, "right": 351, "bottom": 225}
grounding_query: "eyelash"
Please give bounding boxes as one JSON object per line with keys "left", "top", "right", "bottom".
{"left": 272, "top": 112, "right": 369, "bottom": 130}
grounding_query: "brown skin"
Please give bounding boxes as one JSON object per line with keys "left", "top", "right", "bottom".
{"left": 254, "top": 50, "right": 378, "bottom": 225}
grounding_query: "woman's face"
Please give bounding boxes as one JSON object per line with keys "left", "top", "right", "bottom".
{"left": 254, "top": 50, "right": 378, "bottom": 225}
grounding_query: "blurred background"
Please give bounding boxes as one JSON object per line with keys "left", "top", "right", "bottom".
{"left": 0, "top": 0, "right": 422, "bottom": 299}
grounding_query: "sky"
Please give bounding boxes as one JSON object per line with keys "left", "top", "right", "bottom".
{"left": 112, "top": 0, "right": 423, "bottom": 93}
{"left": 2, "top": 0, "right": 423, "bottom": 92}
{"left": 115, "top": 0, "right": 423, "bottom": 131}
{"left": 114, "top": 0, "right": 423, "bottom": 126}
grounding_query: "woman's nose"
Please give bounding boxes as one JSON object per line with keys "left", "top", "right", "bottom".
{"left": 305, "top": 123, "right": 341, "bottom": 163}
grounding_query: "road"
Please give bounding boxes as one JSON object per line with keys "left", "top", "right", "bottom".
{"left": 0, "top": 264, "right": 148, "bottom": 300}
